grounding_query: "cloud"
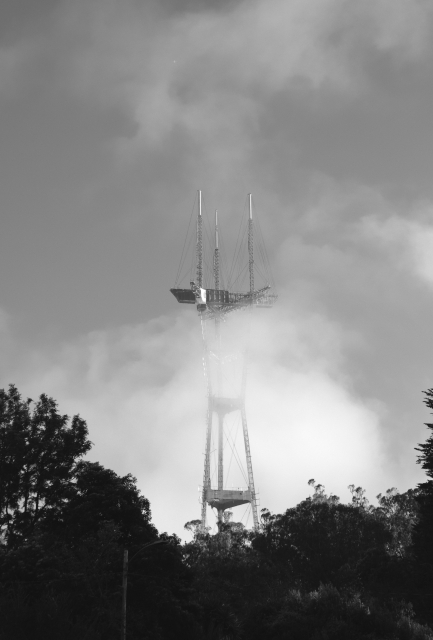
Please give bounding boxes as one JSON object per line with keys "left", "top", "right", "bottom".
{"left": 245, "top": 305, "right": 387, "bottom": 513}
{"left": 371, "top": 0, "right": 432, "bottom": 57}
{"left": 0, "top": 311, "right": 205, "bottom": 534}
{"left": 4, "top": 0, "right": 430, "bottom": 148}
{"left": 115, "top": 0, "right": 432, "bottom": 156}
{"left": 0, "top": 288, "right": 400, "bottom": 537}
{"left": 38, "top": 0, "right": 430, "bottom": 203}
{"left": 359, "top": 203, "right": 433, "bottom": 287}
{"left": 269, "top": 179, "right": 433, "bottom": 474}
{"left": 278, "top": 177, "right": 433, "bottom": 296}
{"left": 409, "top": 223, "right": 433, "bottom": 285}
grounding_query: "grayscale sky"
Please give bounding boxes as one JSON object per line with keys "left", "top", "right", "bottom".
{"left": 1, "top": 0, "right": 433, "bottom": 537}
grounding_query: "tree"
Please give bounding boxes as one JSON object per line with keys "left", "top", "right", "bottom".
{"left": 0, "top": 385, "right": 201, "bottom": 639}
{"left": 243, "top": 583, "right": 433, "bottom": 640}
{"left": 415, "top": 389, "right": 433, "bottom": 479}
{"left": 373, "top": 487, "right": 419, "bottom": 558}
{"left": 183, "top": 482, "right": 431, "bottom": 640}
{"left": 0, "top": 385, "right": 91, "bottom": 545}
{"left": 48, "top": 461, "right": 157, "bottom": 545}
{"left": 411, "top": 388, "right": 433, "bottom": 623}
{"left": 253, "top": 487, "right": 392, "bottom": 591}
{"left": 183, "top": 512, "right": 272, "bottom": 638}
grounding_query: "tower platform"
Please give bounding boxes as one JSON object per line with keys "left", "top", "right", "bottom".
{"left": 205, "top": 488, "right": 253, "bottom": 511}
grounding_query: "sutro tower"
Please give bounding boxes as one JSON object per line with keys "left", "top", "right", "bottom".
{"left": 171, "top": 192, "right": 277, "bottom": 531}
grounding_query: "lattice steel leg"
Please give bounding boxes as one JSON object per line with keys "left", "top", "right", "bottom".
{"left": 240, "top": 405, "right": 259, "bottom": 529}
{"left": 201, "top": 406, "right": 212, "bottom": 532}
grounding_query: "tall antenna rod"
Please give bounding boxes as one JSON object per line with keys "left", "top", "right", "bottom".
{"left": 214, "top": 209, "right": 223, "bottom": 524}
{"left": 196, "top": 190, "right": 203, "bottom": 288}
{"left": 248, "top": 194, "right": 254, "bottom": 294}
{"left": 214, "top": 210, "right": 220, "bottom": 290}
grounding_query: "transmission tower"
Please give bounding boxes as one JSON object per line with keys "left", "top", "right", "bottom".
{"left": 171, "top": 191, "right": 277, "bottom": 531}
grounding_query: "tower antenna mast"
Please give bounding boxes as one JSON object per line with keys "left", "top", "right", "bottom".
{"left": 196, "top": 190, "right": 203, "bottom": 288}
{"left": 248, "top": 194, "right": 254, "bottom": 295}
{"left": 214, "top": 210, "right": 224, "bottom": 526}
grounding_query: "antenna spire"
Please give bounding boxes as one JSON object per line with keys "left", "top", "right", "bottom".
{"left": 214, "top": 210, "right": 220, "bottom": 290}
{"left": 196, "top": 190, "right": 203, "bottom": 288}
{"left": 248, "top": 194, "right": 254, "bottom": 294}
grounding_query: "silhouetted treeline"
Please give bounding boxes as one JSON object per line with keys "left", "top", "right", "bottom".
{"left": 1, "top": 383, "right": 433, "bottom": 639}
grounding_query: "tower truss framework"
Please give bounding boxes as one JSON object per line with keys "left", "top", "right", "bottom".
{"left": 171, "top": 191, "right": 277, "bottom": 531}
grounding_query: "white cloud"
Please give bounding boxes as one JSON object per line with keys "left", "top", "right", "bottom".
{"left": 245, "top": 305, "right": 387, "bottom": 513}
{"left": 406, "top": 222, "right": 433, "bottom": 285}
{"left": 360, "top": 206, "right": 433, "bottom": 287}
{"left": 3, "top": 312, "right": 205, "bottom": 535}
{"left": 0, "top": 294, "right": 390, "bottom": 537}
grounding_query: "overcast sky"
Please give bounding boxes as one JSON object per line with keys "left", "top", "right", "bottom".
{"left": 1, "top": 0, "right": 433, "bottom": 537}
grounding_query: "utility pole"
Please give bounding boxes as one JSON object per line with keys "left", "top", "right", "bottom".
{"left": 120, "top": 540, "right": 167, "bottom": 640}
{"left": 121, "top": 549, "right": 128, "bottom": 640}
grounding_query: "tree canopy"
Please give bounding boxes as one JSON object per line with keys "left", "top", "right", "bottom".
{"left": 1, "top": 383, "right": 433, "bottom": 639}
{"left": 0, "top": 385, "right": 199, "bottom": 639}
{"left": 0, "top": 385, "right": 91, "bottom": 545}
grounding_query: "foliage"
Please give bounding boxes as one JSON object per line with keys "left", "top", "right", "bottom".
{"left": 253, "top": 492, "right": 392, "bottom": 591}
{"left": 3, "top": 383, "right": 433, "bottom": 638}
{"left": 410, "top": 388, "right": 433, "bottom": 624}
{"left": 183, "top": 524, "right": 270, "bottom": 638}
{"left": 183, "top": 495, "right": 433, "bottom": 640}
{"left": 415, "top": 389, "right": 433, "bottom": 480}
{"left": 309, "top": 478, "right": 340, "bottom": 505}
{"left": 46, "top": 460, "right": 157, "bottom": 545}
{"left": 245, "top": 584, "right": 433, "bottom": 640}
{"left": 0, "top": 524, "right": 200, "bottom": 639}
{"left": 374, "top": 487, "right": 419, "bottom": 558}
{"left": 0, "top": 385, "right": 199, "bottom": 639}
{"left": 0, "top": 384, "right": 91, "bottom": 545}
